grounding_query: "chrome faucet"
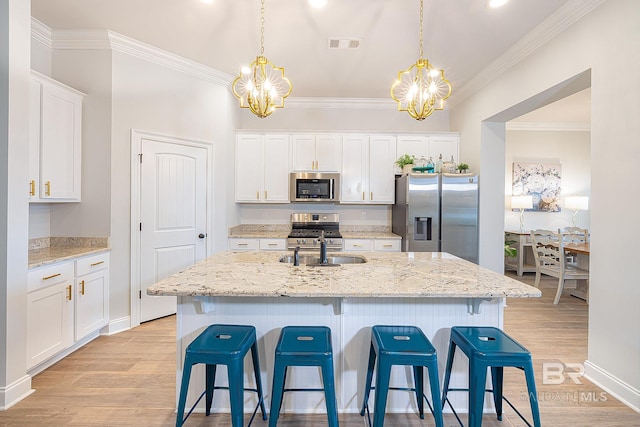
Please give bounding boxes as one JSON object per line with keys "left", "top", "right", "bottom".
{"left": 318, "top": 231, "right": 328, "bottom": 264}
{"left": 293, "top": 246, "right": 300, "bottom": 266}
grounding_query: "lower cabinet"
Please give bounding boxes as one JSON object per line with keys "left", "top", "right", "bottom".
{"left": 228, "top": 238, "right": 287, "bottom": 251}
{"left": 343, "top": 238, "right": 401, "bottom": 252}
{"left": 27, "top": 251, "right": 110, "bottom": 371}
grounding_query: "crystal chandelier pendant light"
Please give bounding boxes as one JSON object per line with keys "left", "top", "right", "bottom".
{"left": 391, "top": 0, "right": 452, "bottom": 120}
{"left": 232, "top": 0, "right": 292, "bottom": 118}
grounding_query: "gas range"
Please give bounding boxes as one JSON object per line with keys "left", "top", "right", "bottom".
{"left": 287, "top": 213, "right": 343, "bottom": 251}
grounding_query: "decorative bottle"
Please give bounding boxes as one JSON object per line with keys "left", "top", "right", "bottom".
{"left": 426, "top": 157, "right": 434, "bottom": 173}
{"left": 436, "top": 154, "right": 443, "bottom": 173}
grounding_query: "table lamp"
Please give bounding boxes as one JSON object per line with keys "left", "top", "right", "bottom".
{"left": 565, "top": 196, "right": 589, "bottom": 227}
{"left": 511, "top": 195, "right": 533, "bottom": 232}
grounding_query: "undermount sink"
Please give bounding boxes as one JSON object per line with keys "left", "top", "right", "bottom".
{"left": 279, "top": 254, "right": 367, "bottom": 266}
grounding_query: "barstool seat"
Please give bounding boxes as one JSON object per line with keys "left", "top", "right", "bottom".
{"left": 269, "top": 326, "right": 338, "bottom": 427}
{"left": 176, "top": 324, "right": 267, "bottom": 427}
{"left": 441, "top": 326, "right": 541, "bottom": 427}
{"left": 360, "top": 325, "right": 443, "bottom": 427}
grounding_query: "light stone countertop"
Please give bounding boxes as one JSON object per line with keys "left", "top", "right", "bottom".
{"left": 29, "top": 246, "right": 110, "bottom": 269}
{"left": 228, "top": 224, "right": 401, "bottom": 240}
{"left": 147, "top": 250, "right": 540, "bottom": 299}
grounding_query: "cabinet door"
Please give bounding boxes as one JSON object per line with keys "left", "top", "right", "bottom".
{"left": 236, "top": 135, "right": 263, "bottom": 202}
{"left": 396, "top": 136, "right": 429, "bottom": 160}
{"left": 40, "top": 81, "right": 82, "bottom": 201}
{"left": 315, "top": 134, "right": 342, "bottom": 172}
{"left": 341, "top": 135, "right": 368, "bottom": 203}
{"left": 291, "top": 135, "right": 317, "bottom": 171}
{"left": 29, "top": 79, "right": 42, "bottom": 200}
{"left": 429, "top": 136, "right": 459, "bottom": 164}
{"left": 228, "top": 238, "right": 260, "bottom": 251}
{"left": 343, "top": 239, "right": 373, "bottom": 251}
{"left": 263, "top": 135, "right": 290, "bottom": 202}
{"left": 75, "top": 269, "right": 109, "bottom": 341}
{"left": 368, "top": 135, "right": 396, "bottom": 204}
{"left": 27, "top": 282, "right": 74, "bottom": 369}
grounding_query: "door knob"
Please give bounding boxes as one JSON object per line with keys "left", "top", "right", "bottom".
{"left": 198, "top": 233, "right": 206, "bottom": 239}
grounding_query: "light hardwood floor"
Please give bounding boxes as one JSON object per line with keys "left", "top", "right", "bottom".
{"left": 1, "top": 273, "right": 638, "bottom": 426}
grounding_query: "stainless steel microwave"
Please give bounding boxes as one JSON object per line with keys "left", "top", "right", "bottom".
{"left": 290, "top": 172, "right": 340, "bottom": 202}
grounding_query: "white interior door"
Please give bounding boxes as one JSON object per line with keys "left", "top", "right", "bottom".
{"left": 139, "top": 137, "right": 208, "bottom": 322}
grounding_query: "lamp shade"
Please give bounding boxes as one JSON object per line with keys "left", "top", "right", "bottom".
{"left": 511, "top": 195, "right": 533, "bottom": 210}
{"left": 565, "top": 196, "right": 589, "bottom": 211}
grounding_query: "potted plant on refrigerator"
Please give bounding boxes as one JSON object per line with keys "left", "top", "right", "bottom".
{"left": 395, "top": 154, "right": 417, "bottom": 174}
{"left": 457, "top": 163, "right": 469, "bottom": 173}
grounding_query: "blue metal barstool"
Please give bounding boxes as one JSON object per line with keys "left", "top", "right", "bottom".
{"left": 269, "top": 326, "right": 339, "bottom": 427}
{"left": 441, "top": 326, "right": 541, "bottom": 427}
{"left": 359, "top": 325, "right": 443, "bottom": 427}
{"left": 176, "top": 324, "right": 267, "bottom": 427}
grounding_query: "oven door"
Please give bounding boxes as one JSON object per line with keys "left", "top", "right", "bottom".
{"left": 290, "top": 172, "right": 340, "bottom": 202}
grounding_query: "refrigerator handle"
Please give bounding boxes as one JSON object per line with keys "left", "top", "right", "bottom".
{"left": 414, "top": 217, "right": 432, "bottom": 241}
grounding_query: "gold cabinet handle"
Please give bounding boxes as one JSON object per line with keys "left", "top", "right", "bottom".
{"left": 370, "top": 192, "right": 373, "bottom": 200}
{"left": 267, "top": 243, "right": 277, "bottom": 246}
{"left": 66, "top": 285, "right": 72, "bottom": 301}
{"left": 90, "top": 261, "right": 104, "bottom": 267}
{"left": 362, "top": 192, "right": 365, "bottom": 201}
{"left": 80, "top": 280, "right": 85, "bottom": 295}
{"left": 353, "top": 244, "right": 363, "bottom": 247}
{"left": 45, "top": 181, "right": 51, "bottom": 196}
{"left": 383, "top": 244, "right": 392, "bottom": 247}
{"left": 30, "top": 180, "right": 36, "bottom": 196}
{"left": 265, "top": 190, "right": 268, "bottom": 199}
{"left": 256, "top": 191, "right": 259, "bottom": 200}
{"left": 42, "top": 273, "right": 61, "bottom": 280}
{"left": 238, "top": 243, "right": 248, "bottom": 246}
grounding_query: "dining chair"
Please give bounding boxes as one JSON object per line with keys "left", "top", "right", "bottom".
{"left": 560, "top": 227, "right": 588, "bottom": 265}
{"left": 530, "top": 229, "right": 589, "bottom": 304}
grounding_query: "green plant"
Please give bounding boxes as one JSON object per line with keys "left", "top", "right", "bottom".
{"left": 395, "top": 154, "right": 417, "bottom": 168}
{"left": 504, "top": 240, "right": 517, "bottom": 257}
{"left": 457, "top": 162, "right": 469, "bottom": 171}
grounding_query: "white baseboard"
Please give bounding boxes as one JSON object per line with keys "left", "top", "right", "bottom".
{"left": 105, "top": 316, "right": 131, "bottom": 335}
{"left": 584, "top": 360, "right": 640, "bottom": 413}
{"left": 0, "top": 375, "right": 34, "bottom": 410}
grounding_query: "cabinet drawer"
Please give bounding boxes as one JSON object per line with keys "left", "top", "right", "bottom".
{"left": 76, "top": 252, "right": 110, "bottom": 277}
{"left": 259, "top": 239, "right": 286, "bottom": 251}
{"left": 374, "top": 240, "right": 401, "bottom": 252}
{"left": 343, "top": 239, "right": 373, "bottom": 251}
{"left": 28, "top": 261, "right": 74, "bottom": 292}
{"left": 229, "top": 238, "right": 259, "bottom": 251}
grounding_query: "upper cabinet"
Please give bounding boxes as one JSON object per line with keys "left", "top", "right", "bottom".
{"left": 396, "top": 135, "right": 459, "bottom": 173}
{"left": 341, "top": 134, "right": 396, "bottom": 204}
{"left": 291, "top": 134, "right": 342, "bottom": 172}
{"left": 236, "top": 134, "right": 290, "bottom": 203}
{"left": 30, "top": 71, "right": 84, "bottom": 202}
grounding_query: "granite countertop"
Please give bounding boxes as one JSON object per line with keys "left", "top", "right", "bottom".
{"left": 147, "top": 251, "right": 540, "bottom": 299}
{"left": 228, "top": 224, "right": 401, "bottom": 240}
{"left": 28, "top": 237, "right": 110, "bottom": 269}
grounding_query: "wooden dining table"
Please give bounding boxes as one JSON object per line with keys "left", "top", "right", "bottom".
{"left": 564, "top": 242, "right": 590, "bottom": 301}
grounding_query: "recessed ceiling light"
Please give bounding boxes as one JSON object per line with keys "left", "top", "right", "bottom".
{"left": 488, "top": 0, "right": 509, "bottom": 8}
{"left": 309, "top": 0, "right": 328, "bottom": 9}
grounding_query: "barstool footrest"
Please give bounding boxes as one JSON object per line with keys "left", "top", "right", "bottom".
{"left": 443, "top": 388, "right": 534, "bottom": 427}
{"left": 362, "top": 387, "right": 436, "bottom": 427}
{"left": 180, "top": 387, "right": 264, "bottom": 427}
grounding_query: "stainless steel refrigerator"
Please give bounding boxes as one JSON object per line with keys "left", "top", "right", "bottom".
{"left": 392, "top": 173, "right": 479, "bottom": 263}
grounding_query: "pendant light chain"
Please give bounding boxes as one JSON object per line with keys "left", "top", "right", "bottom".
{"left": 419, "top": 0, "right": 424, "bottom": 60}
{"left": 260, "top": 0, "right": 265, "bottom": 55}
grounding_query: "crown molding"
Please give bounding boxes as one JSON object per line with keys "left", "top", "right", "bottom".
{"left": 31, "top": 17, "right": 52, "bottom": 48}
{"left": 506, "top": 121, "right": 590, "bottom": 132}
{"left": 449, "top": 0, "right": 606, "bottom": 108}
{"left": 286, "top": 97, "right": 396, "bottom": 110}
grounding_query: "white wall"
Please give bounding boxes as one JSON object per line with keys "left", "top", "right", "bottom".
{"left": 504, "top": 130, "right": 591, "bottom": 231}
{"left": 0, "top": 0, "right": 32, "bottom": 409}
{"left": 238, "top": 103, "right": 450, "bottom": 132}
{"left": 451, "top": 0, "right": 640, "bottom": 411}
{"left": 110, "top": 50, "right": 237, "bottom": 324}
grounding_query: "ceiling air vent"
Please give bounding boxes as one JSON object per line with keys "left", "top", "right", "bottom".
{"left": 328, "top": 38, "right": 360, "bottom": 50}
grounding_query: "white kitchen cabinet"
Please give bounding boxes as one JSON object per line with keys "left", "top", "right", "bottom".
{"left": 228, "top": 238, "right": 286, "bottom": 251}
{"left": 291, "top": 134, "right": 342, "bottom": 172}
{"left": 27, "top": 262, "right": 75, "bottom": 369}
{"left": 27, "top": 251, "right": 110, "bottom": 371}
{"left": 343, "top": 238, "right": 401, "bottom": 252}
{"left": 341, "top": 134, "right": 395, "bottom": 204}
{"left": 236, "top": 134, "right": 290, "bottom": 203}
{"left": 30, "top": 71, "right": 84, "bottom": 202}
{"left": 395, "top": 134, "right": 459, "bottom": 173}
{"left": 75, "top": 253, "right": 110, "bottom": 341}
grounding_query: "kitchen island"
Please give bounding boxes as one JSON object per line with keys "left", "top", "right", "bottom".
{"left": 147, "top": 250, "right": 540, "bottom": 416}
